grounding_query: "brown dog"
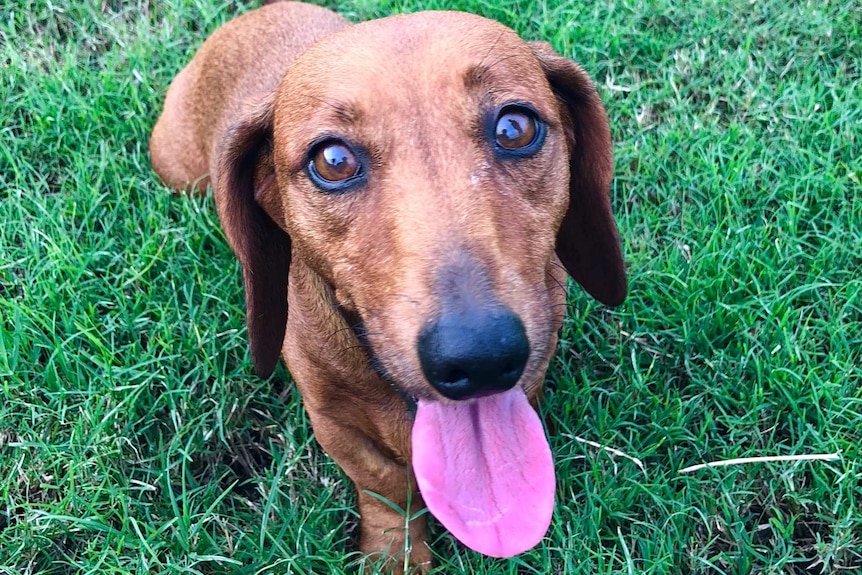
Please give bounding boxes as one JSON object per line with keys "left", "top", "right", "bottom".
{"left": 150, "top": 1, "right": 625, "bottom": 571}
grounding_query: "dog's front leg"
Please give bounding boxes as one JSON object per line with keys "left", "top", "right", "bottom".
{"left": 305, "top": 410, "right": 432, "bottom": 574}
{"left": 356, "top": 483, "right": 430, "bottom": 574}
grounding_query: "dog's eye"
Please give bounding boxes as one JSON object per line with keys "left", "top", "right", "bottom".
{"left": 495, "top": 108, "right": 538, "bottom": 150}
{"left": 309, "top": 140, "right": 360, "bottom": 184}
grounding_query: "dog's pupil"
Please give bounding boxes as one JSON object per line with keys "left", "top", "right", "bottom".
{"left": 316, "top": 142, "right": 358, "bottom": 181}
{"left": 496, "top": 111, "right": 535, "bottom": 149}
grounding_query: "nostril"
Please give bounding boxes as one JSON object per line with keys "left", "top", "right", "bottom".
{"left": 442, "top": 368, "right": 468, "bottom": 387}
{"left": 502, "top": 362, "right": 519, "bottom": 379}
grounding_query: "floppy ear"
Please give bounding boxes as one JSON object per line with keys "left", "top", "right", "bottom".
{"left": 214, "top": 96, "right": 291, "bottom": 377}
{"left": 531, "top": 42, "right": 627, "bottom": 306}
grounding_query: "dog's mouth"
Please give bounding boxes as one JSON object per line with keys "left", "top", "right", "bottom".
{"left": 411, "top": 386, "right": 555, "bottom": 558}
{"left": 347, "top": 304, "right": 555, "bottom": 556}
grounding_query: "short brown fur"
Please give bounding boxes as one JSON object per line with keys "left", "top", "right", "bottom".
{"left": 150, "top": 3, "right": 626, "bottom": 572}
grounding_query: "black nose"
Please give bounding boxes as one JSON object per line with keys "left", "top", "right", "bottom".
{"left": 417, "top": 307, "right": 529, "bottom": 400}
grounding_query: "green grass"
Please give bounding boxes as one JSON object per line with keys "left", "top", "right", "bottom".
{"left": 1, "top": 0, "right": 860, "bottom": 573}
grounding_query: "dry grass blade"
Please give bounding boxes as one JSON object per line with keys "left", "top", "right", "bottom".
{"left": 679, "top": 452, "right": 842, "bottom": 475}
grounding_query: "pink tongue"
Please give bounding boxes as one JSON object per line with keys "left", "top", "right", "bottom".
{"left": 411, "top": 387, "right": 555, "bottom": 558}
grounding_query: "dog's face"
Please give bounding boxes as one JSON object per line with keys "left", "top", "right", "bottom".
{"left": 218, "top": 11, "right": 624, "bottom": 393}
{"left": 268, "top": 14, "right": 574, "bottom": 401}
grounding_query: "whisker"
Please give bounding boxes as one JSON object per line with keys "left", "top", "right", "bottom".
{"left": 325, "top": 324, "right": 357, "bottom": 341}
{"left": 546, "top": 276, "right": 568, "bottom": 294}
{"left": 477, "top": 29, "right": 506, "bottom": 71}
{"left": 341, "top": 344, "right": 373, "bottom": 354}
{"left": 550, "top": 259, "right": 569, "bottom": 274}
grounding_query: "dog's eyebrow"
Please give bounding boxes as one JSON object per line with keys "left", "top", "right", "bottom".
{"left": 307, "top": 94, "right": 364, "bottom": 124}
{"left": 463, "top": 55, "right": 522, "bottom": 92}
{"left": 299, "top": 90, "right": 363, "bottom": 124}
{"left": 463, "top": 64, "right": 492, "bottom": 90}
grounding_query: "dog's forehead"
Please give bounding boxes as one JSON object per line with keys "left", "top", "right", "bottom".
{"left": 277, "top": 12, "right": 551, "bottom": 121}
{"left": 347, "top": 11, "right": 533, "bottom": 63}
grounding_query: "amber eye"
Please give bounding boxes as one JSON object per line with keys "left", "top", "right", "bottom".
{"left": 310, "top": 140, "right": 360, "bottom": 183}
{"left": 495, "top": 108, "right": 538, "bottom": 150}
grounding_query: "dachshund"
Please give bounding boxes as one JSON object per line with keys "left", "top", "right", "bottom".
{"left": 150, "top": 2, "right": 625, "bottom": 571}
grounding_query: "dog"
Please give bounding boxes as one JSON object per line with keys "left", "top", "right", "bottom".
{"left": 150, "top": 1, "right": 626, "bottom": 571}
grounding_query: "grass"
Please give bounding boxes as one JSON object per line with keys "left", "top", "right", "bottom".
{"left": 1, "top": 0, "right": 860, "bottom": 573}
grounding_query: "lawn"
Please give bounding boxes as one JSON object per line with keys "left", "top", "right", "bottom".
{"left": 1, "top": 0, "right": 860, "bottom": 573}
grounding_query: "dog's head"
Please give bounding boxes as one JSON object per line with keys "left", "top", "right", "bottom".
{"left": 216, "top": 12, "right": 624, "bottom": 384}
{"left": 214, "top": 10, "right": 625, "bottom": 557}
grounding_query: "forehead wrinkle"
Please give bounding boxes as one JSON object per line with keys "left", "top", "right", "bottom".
{"left": 462, "top": 53, "right": 522, "bottom": 91}
{"left": 303, "top": 94, "right": 364, "bottom": 126}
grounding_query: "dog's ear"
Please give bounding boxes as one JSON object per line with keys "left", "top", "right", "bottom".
{"left": 214, "top": 95, "right": 290, "bottom": 377}
{"left": 531, "top": 42, "right": 627, "bottom": 306}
